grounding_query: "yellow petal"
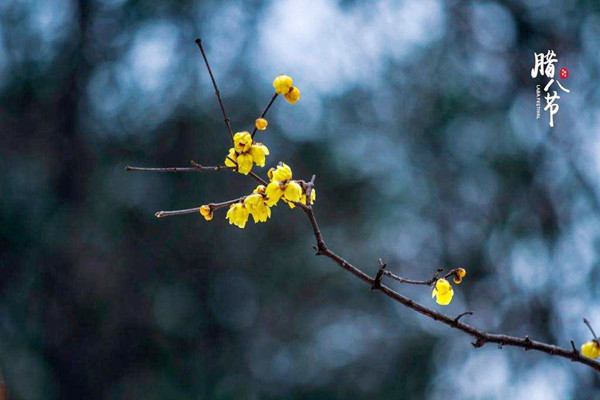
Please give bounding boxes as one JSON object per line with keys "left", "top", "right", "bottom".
{"left": 249, "top": 143, "right": 270, "bottom": 167}
{"left": 273, "top": 74, "right": 293, "bottom": 95}
{"left": 265, "top": 181, "right": 283, "bottom": 206}
{"left": 301, "top": 188, "right": 316, "bottom": 205}
{"left": 432, "top": 279, "right": 454, "bottom": 305}
{"left": 581, "top": 341, "right": 600, "bottom": 359}
{"left": 272, "top": 163, "right": 293, "bottom": 182}
{"left": 226, "top": 203, "right": 249, "bottom": 229}
{"left": 233, "top": 131, "right": 252, "bottom": 153}
{"left": 253, "top": 185, "right": 266, "bottom": 195}
{"left": 224, "top": 148, "right": 237, "bottom": 167}
{"left": 283, "top": 181, "right": 302, "bottom": 203}
{"left": 236, "top": 153, "right": 253, "bottom": 175}
{"left": 284, "top": 87, "right": 300, "bottom": 104}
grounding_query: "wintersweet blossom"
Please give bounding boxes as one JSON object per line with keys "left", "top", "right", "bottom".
{"left": 255, "top": 118, "right": 268, "bottom": 131}
{"left": 432, "top": 278, "right": 454, "bottom": 306}
{"left": 199, "top": 205, "right": 213, "bottom": 221}
{"left": 273, "top": 74, "right": 293, "bottom": 95}
{"left": 224, "top": 131, "right": 270, "bottom": 174}
{"left": 244, "top": 192, "right": 271, "bottom": 223}
{"left": 581, "top": 341, "right": 600, "bottom": 359}
{"left": 265, "top": 163, "right": 304, "bottom": 206}
{"left": 284, "top": 87, "right": 300, "bottom": 104}
{"left": 226, "top": 202, "right": 249, "bottom": 228}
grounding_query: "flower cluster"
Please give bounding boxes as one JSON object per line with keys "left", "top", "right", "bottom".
{"left": 224, "top": 131, "right": 269, "bottom": 175}
{"left": 218, "top": 163, "right": 315, "bottom": 229}
{"left": 431, "top": 268, "right": 466, "bottom": 306}
{"left": 197, "top": 75, "right": 316, "bottom": 228}
{"left": 273, "top": 74, "right": 301, "bottom": 104}
{"left": 265, "top": 163, "right": 316, "bottom": 208}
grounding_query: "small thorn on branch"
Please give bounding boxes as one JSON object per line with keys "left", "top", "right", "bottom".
{"left": 454, "top": 311, "right": 474, "bottom": 323}
{"left": 371, "top": 258, "right": 387, "bottom": 291}
{"left": 472, "top": 338, "right": 486, "bottom": 348}
{"left": 571, "top": 340, "right": 579, "bottom": 354}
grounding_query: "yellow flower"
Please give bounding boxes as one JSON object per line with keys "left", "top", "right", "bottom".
{"left": 199, "top": 205, "right": 213, "bottom": 221}
{"left": 224, "top": 148, "right": 237, "bottom": 167}
{"left": 226, "top": 132, "right": 270, "bottom": 174}
{"left": 284, "top": 87, "right": 300, "bottom": 104}
{"left": 249, "top": 143, "right": 270, "bottom": 167}
{"left": 233, "top": 131, "right": 252, "bottom": 153}
{"left": 244, "top": 193, "right": 271, "bottom": 223}
{"left": 255, "top": 118, "right": 268, "bottom": 131}
{"left": 288, "top": 186, "right": 317, "bottom": 209}
{"left": 226, "top": 202, "right": 249, "bottom": 229}
{"left": 236, "top": 153, "right": 254, "bottom": 175}
{"left": 581, "top": 341, "right": 600, "bottom": 359}
{"left": 253, "top": 185, "right": 266, "bottom": 195}
{"left": 432, "top": 278, "right": 454, "bottom": 306}
{"left": 273, "top": 74, "right": 293, "bottom": 95}
{"left": 272, "top": 163, "right": 293, "bottom": 182}
{"left": 265, "top": 181, "right": 284, "bottom": 206}
{"left": 284, "top": 180, "right": 302, "bottom": 202}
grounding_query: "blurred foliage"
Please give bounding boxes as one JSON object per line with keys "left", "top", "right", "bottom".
{"left": 2, "top": 0, "right": 600, "bottom": 398}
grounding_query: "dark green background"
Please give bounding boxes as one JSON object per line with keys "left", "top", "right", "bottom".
{"left": 2, "top": 0, "right": 600, "bottom": 398}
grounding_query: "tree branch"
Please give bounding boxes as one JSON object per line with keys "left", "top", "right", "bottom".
{"left": 126, "top": 162, "right": 232, "bottom": 173}
{"left": 155, "top": 196, "right": 244, "bottom": 218}
{"left": 298, "top": 202, "right": 600, "bottom": 372}
{"left": 195, "top": 38, "right": 234, "bottom": 143}
{"left": 251, "top": 93, "right": 278, "bottom": 138}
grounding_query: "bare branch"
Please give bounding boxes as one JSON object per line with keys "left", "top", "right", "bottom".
{"left": 584, "top": 318, "right": 598, "bottom": 340}
{"left": 195, "top": 38, "right": 234, "bottom": 143}
{"left": 126, "top": 163, "right": 232, "bottom": 173}
{"left": 299, "top": 201, "right": 600, "bottom": 372}
{"left": 155, "top": 196, "right": 245, "bottom": 218}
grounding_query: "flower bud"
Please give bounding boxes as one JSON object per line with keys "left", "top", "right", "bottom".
{"left": 273, "top": 74, "right": 293, "bottom": 95}
{"left": 255, "top": 118, "right": 268, "bottom": 131}
{"left": 284, "top": 87, "right": 300, "bottom": 104}
{"left": 199, "top": 205, "right": 213, "bottom": 221}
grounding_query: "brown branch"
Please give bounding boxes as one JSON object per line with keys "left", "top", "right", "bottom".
{"left": 248, "top": 171, "right": 268, "bottom": 186}
{"left": 298, "top": 201, "right": 600, "bottom": 373}
{"left": 382, "top": 267, "right": 462, "bottom": 286}
{"left": 126, "top": 161, "right": 268, "bottom": 187}
{"left": 251, "top": 93, "right": 278, "bottom": 138}
{"left": 126, "top": 163, "right": 232, "bottom": 173}
{"left": 195, "top": 38, "right": 234, "bottom": 143}
{"left": 155, "top": 196, "right": 244, "bottom": 218}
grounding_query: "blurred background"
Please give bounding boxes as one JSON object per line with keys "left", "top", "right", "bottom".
{"left": 2, "top": 0, "right": 600, "bottom": 398}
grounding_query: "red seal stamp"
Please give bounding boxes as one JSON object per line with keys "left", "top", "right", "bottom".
{"left": 559, "top": 67, "right": 569, "bottom": 79}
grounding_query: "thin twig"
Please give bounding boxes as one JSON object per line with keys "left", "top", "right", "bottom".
{"left": 383, "top": 267, "right": 461, "bottom": 286}
{"left": 298, "top": 200, "right": 600, "bottom": 372}
{"left": 155, "top": 196, "right": 245, "bottom": 218}
{"left": 195, "top": 38, "right": 234, "bottom": 143}
{"left": 251, "top": 93, "right": 279, "bottom": 138}
{"left": 584, "top": 318, "right": 598, "bottom": 340}
{"left": 454, "top": 311, "right": 474, "bottom": 323}
{"left": 126, "top": 164, "right": 231, "bottom": 173}
{"left": 371, "top": 258, "right": 386, "bottom": 290}
{"left": 248, "top": 171, "right": 268, "bottom": 186}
